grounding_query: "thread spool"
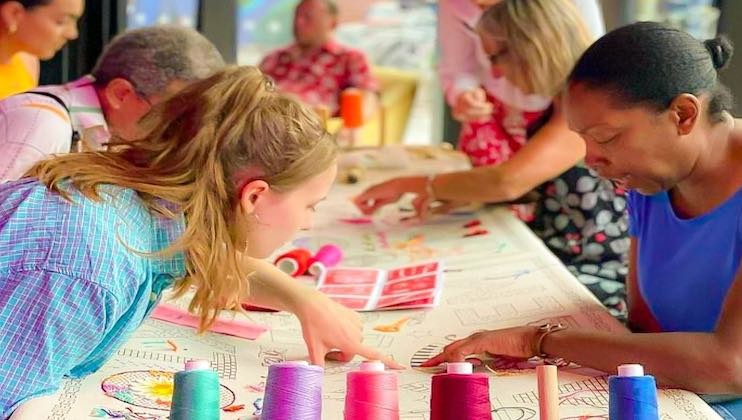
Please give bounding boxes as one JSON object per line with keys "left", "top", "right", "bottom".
{"left": 430, "top": 362, "right": 491, "bottom": 420}
{"left": 344, "top": 360, "right": 400, "bottom": 420}
{"left": 274, "top": 248, "right": 312, "bottom": 277}
{"left": 340, "top": 88, "right": 363, "bottom": 147}
{"left": 608, "top": 364, "right": 659, "bottom": 420}
{"left": 308, "top": 244, "right": 344, "bottom": 276}
{"left": 170, "top": 360, "right": 220, "bottom": 420}
{"left": 537, "top": 365, "right": 559, "bottom": 420}
{"left": 262, "top": 361, "right": 324, "bottom": 420}
{"left": 340, "top": 88, "right": 364, "bottom": 129}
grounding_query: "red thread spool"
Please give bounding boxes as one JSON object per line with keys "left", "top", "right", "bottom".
{"left": 340, "top": 88, "right": 364, "bottom": 129}
{"left": 430, "top": 362, "right": 491, "bottom": 420}
{"left": 308, "top": 244, "right": 344, "bottom": 276}
{"left": 344, "top": 361, "right": 399, "bottom": 420}
{"left": 274, "top": 248, "right": 312, "bottom": 277}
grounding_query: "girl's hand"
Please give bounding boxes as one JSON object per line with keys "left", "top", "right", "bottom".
{"left": 295, "top": 289, "right": 403, "bottom": 369}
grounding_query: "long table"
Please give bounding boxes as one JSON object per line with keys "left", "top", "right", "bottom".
{"left": 24, "top": 148, "right": 720, "bottom": 419}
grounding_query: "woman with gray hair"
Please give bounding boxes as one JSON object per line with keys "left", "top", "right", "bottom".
{"left": 0, "top": 25, "right": 225, "bottom": 182}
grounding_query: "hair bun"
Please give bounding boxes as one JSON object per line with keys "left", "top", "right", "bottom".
{"left": 704, "top": 36, "right": 734, "bottom": 70}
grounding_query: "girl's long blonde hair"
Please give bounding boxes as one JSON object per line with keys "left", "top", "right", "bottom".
{"left": 29, "top": 66, "right": 338, "bottom": 330}
{"left": 478, "top": 0, "right": 593, "bottom": 97}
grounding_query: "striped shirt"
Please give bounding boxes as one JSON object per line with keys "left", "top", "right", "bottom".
{"left": 0, "top": 76, "right": 109, "bottom": 182}
{"left": 0, "top": 178, "right": 186, "bottom": 417}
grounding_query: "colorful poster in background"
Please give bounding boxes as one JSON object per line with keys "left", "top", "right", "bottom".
{"left": 237, "top": 0, "right": 299, "bottom": 65}
{"left": 126, "top": 0, "right": 199, "bottom": 29}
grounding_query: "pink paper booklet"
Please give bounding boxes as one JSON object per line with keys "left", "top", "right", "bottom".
{"left": 316, "top": 261, "right": 445, "bottom": 311}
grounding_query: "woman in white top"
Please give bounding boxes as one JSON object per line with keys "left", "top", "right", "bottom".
{"left": 438, "top": 0, "right": 605, "bottom": 169}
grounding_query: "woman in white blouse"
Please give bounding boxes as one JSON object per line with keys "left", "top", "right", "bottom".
{"left": 438, "top": 0, "right": 605, "bottom": 168}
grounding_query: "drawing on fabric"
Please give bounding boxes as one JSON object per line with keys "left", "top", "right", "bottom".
{"left": 410, "top": 342, "right": 445, "bottom": 368}
{"left": 662, "top": 389, "right": 720, "bottom": 420}
{"left": 323, "top": 361, "right": 359, "bottom": 376}
{"left": 484, "top": 357, "right": 546, "bottom": 376}
{"left": 270, "top": 328, "right": 305, "bottom": 345}
{"left": 513, "top": 376, "right": 609, "bottom": 408}
{"left": 88, "top": 407, "right": 168, "bottom": 419}
{"left": 526, "top": 315, "right": 580, "bottom": 328}
{"left": 400, "top": 381, "right": 431, "bottom": 394}
{"left": 454, "top": 296, "right": 565, "bottom": 326}
{"left": 392, "top": 233, "right": 439, "bottom": 261}
{"left": 445, "top": 284, "right": 548, "bottom": 305}
{"left": 342, "top": 252, "right": 400, "bottom": 268}
{"left": 399, "top": 414, "right": 428, "bottom": 420}
{"left": 360, "top": 333, "right": 396, "bottom": 348}
{"left": 374, "top": 316, "right": 411, "bottom": 332}
{"left": 48, "top": 378, "right": 83, "bottom": 419}
{"left": 135, "top": 320, "right": 238, "bottom": 354}
{"left": 100, "top": 370, "right": 235, "bottom": 410}
{"left": 406, "top": 329, "right": 436, "bottom": 340}
{"left": 115, "top": 348, "right": 190, "bottom": 366}
{"left": 112, "top": 349, "right": 238, "bottom": 380}
{"left": 491, "top": 406, "right": 537, "bottom": 420}
{"left": 324, "top": 385, "right": 347, "bottom": 402}
{"left": 246, "top": 381, "right": 266, "bottom": 393}
{"left": 291, "top": 235, "right": 353, "bottom": 251}
{"left": 258, "top": 347, "right": 287, "bottom": 367}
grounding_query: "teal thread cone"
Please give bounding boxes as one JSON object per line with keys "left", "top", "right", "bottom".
{"left": 170, "top": 360, "right": 220, "bottom": 420}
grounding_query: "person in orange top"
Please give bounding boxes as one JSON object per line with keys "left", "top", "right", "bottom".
{"left": 0, "top": 0, "right": 84, "bottom": 98}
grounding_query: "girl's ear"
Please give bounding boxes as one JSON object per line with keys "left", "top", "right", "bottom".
{"left": 238, "top": 179, "right": 270, "bottom": 214}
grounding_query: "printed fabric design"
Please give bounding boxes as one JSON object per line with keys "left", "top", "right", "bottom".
{"left": 528, "top": 166, "right": 630, "bottom": 320}
{"left": 260, "top": 42, "right": 377, "bottom": 115}
{"left": 457, "top": 92, "right": 545, "bottom": 168}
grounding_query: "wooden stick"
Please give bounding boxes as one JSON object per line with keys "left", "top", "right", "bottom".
{"left": 537, "top": 365, "right": 559, "bottom": 420}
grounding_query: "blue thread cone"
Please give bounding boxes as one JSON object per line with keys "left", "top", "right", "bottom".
{"left": 170, "top": 360, "right": 220, "bottom": 420}
{"left": 609, "top": 364, "right": 659, "bottom": 420}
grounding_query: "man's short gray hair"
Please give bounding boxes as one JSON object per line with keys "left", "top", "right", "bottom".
{"left": 91, "top": 25, "right": 225, "bottom": 96}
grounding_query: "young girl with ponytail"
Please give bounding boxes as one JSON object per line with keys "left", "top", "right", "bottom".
{"left": 0, "top": 66, "right": 393, "bottom": 417}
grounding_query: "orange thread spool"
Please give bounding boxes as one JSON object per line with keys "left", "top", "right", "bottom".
{"left": 340, "top": 88, "right": 364, "bottom": 129}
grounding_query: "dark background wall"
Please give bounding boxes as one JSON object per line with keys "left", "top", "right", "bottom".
{"left": 39, "top": 0, "right": 125, "bottom": 84}
{"left": 717, "top": 0, "right": 742, "bottom": 115}
{"left": 39, "top": 0, "right": 236, "bottom": 85}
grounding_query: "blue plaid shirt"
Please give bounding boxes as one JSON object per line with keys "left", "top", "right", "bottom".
{"left": 0, "top": 179, "right": 186, "bottom": 417}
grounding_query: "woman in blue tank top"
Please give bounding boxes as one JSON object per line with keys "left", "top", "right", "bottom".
{"left": 423, "top": 21, "right": 742, "bottom": 417}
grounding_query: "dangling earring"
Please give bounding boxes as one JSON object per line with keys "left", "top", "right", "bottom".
{"left": 8, "top": 24, "right": 17, "bottom": 34}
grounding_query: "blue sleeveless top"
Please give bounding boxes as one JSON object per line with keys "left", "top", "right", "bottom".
{"left": 628, "top": 187, "right": 742, "bottom": 332}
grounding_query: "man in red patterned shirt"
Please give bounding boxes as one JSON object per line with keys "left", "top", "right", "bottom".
{"left": 260, "top": 0, "right": 378, "bottom": 116}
